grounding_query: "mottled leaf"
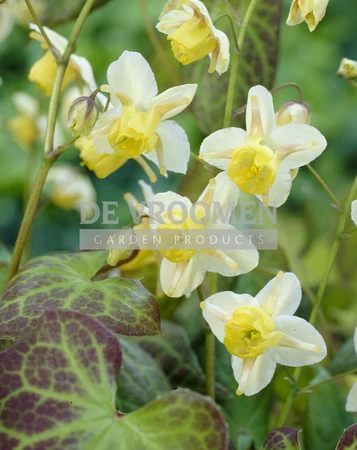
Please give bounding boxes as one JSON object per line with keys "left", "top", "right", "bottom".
{"left": 116, "top": 337, "right": 171, "bottom": 413}
{"left": 118, "top": 388, "right": 229, "bottom": 450}
{"left": 262, "top": 427, "right": 301, "bottom": 450}
{"left": 0, "top": 251, "right": 160, "bottom": 340}
{"left": 336, "top": 424, "right": 357, "bottom": 450}
{"left": 185, "top": 0, "right": 282, "bottom": 133}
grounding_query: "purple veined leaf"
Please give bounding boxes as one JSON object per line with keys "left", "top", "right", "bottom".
{"left": 0, "top": 251, "right": 160, "bottom": 340}
{"left": 262, "top": 427, "right": 301, "bottom": 450}
{"left": 336, "top": 424, "right": 357, "bottom": 450}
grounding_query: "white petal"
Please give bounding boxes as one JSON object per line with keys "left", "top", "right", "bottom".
{"left": 255, "top": 272, "right": 302, "bottom": 318}
{"left": 92, "top": 134, "right": 115, "bottom": 155}
{"left": 351, "top": 200, "right": 357, "bottom": 227}
{"left": 199, "top": 128, "right": 248, "bottom": 170}
{"left": 246, "top": 85, "right": 276, "bottom": 138}
{"left": 197, "top": 171, "right": 240, "bottom": 219}
{"left": 211, "top": 28, "right": 230, "bottom": 75}
{"left": 159, "top": 256, "right": 205, "bottom": 297}
{"left": 71, "top": 54, "right": 97, "bottom": 91}
{"left": 106, "top": 51, "right": 158, "bottom": 110}
{"left": 354, "top": 327, "right": 357, "bottom": 355}
{"left": 201, "top": 292, "right": 258, "bottom": 342}
{"left": 346, "top": 382, "right": 357, "bottom": 412}
{"left": 145, "top": 120, "right": 190, "bottom": 174}
{"left": 232, "top": 352, "right": 277, "bottom": 396}
{"left": 138, "top": 179, "right": 155, "bottom": 204}
{"left": 268, "top": 124, "right": 327, "bottom": 169}
{"left": 12, "top": 92, "right": 39, "bottom": 117}
{"left": 272, "top": 316, "right": 327, "bottom": 366}
{"left": 156, "top": 8, "right": 193, "bottom": 34}
{"left": 89, "top": 107, "right": 122, "bottom": 140}
{"left": 149, "top": 84, "right": 197, "bottom": 120}
{"left": 0, "top": 2, "right": 14, "bottom": 42}
{"left": 255, "top": 162, "right": 292, "bottom": 208}
{"left": 152, "top": 191, "right": 193, "bottom": 215}
{"left": 30, "top": 24, "right": 68, "bottom": 54}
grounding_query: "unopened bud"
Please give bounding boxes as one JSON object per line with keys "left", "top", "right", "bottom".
{"left": 276, "top": 101, "right": 310, "bottom": 126}
{"left": 67, "top": 96, "right": 99, "bottom": 137}
{"left": 337, "top": 58, "right": 357, "bottom": 80}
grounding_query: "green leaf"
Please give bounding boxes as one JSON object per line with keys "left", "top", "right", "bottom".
{"left": 262, "top": 427, "right": 301, "bottom": 450}
{"left": 116, "top": 337, "right": 171, "bottom": 413}
{"left": 117, "top": 388, "right": 229, "bottom": 450}
{"left": 0, "top": 313, "right": 229, "bottom": 449}
{"left": 329, "top": 335, "right": 357, "bottom": 375}
{"left": 185, "top": 0, "right": 283, "bottom": 134}
{"left": 336, "top": 424, "right": 357, "bottom": 450}
{"left": 304, "top": 367, "right": 354, "bottom": 450}
{"left": 0, "top": 252, "right": 160, "bottom": 340}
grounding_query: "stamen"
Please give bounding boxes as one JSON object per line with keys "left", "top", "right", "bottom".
{"left": 236, "top": 358, "right": 256, "bottom": 395}
{"left": 205, "top": 249, "right": 238, "bottom": 270}
{"left": 200, "top": 301, "right": 232, "bottom": 322}
{"left": 198, "top": 150, "right": 234, "bottom": 159}
{"left": 155, "top": 136, "right": 167, "bottom": 175}
{"left": 168, "top": 261, "right": 189, "bottom": 296}
{"left": 249, "top": 95, "right": 264, "bottom": 138}
{"left": 136, "top": 156, "right": 158, "bottom": 183}
{"left": 261, "top": 271, "right": 284, "bottom": 316}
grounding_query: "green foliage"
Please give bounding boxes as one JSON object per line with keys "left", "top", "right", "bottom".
{"left": 262, "top": 427, "right": 301, "bottom": 450}
{"left": 329, "top": 336, "right": 357, "bottom": 375}
{"left": 336, "top": 424, "right": 357, "bottom": 450}
{"left": 0, "top": 251, "right": 160, "bottom": 340}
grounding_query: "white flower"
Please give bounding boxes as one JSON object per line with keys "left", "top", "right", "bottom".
{"left": 0, "top": 0, "right": 15, "bottom": 42}
{"left": 286, "top": 0, "right": 329, "bottom": 32}
{"left": 337, "top": 58, "right": 357, "bottom": 81}
{"left": 275, "top": 101, "right": 310, "bottom": 127}
{"left": 86, "top": 51, "right": 197, "bottom": 181}
{"left": 46, "top": 164, "right": 96, "bottom": 212}
{"left": 28, "top": 24, "right": 96, "bottom": 96}
{"left": 352, "top": 200, "right": 357, "bottom": 227}
{"left": 157, "top": 0, "right": 230, "bottom": 75}
{"left": 346, "top": 328, "right": 357, "bottom": 412}
{"left": 201, "top": 271, "right": 327, "bottom": 395}
{"left": 133, "top": 172, "right": 258, "bottom": 297}
{"left": 199, "top": 85, "right": 327, "bottom": 207}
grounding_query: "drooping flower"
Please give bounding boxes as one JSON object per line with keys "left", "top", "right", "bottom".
{"left": 351, "top": 200, "right": 357, "bottom": 227}
{"left": 337, "top": 58, "right": 357, "bottom": 81}
{"left": 199, "top": 85, "right": 327, "bottom": 207}
{"left": 67, "top": 95, "right": 100, "bottom": 137}
{"left": 46, "top": 164, "right": 96, "bottom": 212}
{"left": 28, "top": 24, "right": 96, "bottom": 96}
{"left": 82, "top": 51, "right": 197, "bottom": 181}
{"left": 201, "top": 271, "right": 327, "bottom": 395}
{"left": 286, "top": 0, "right": 329, "bottom": 32}
{"left": 157, "top": 0, "right": 230, "bottom": 74}
{"left": 276, "top": 101, "right": 310, "bottom": 127}
{"left": 346, "top": 328, "right": 357, "bottom": 412}
{"left": 131, "top": 172, "right": 258, "bottom": 297}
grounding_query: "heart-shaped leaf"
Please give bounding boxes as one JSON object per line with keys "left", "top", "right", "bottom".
{"left": 262, "top": 427, "right": 301, "bottom": 450}
{"left": 0, "top": 252, "right": 160, "bottom": 340}
{"left": 0, "top": 311, "right": 229, "bottom": 449}
{"left": 336, "top": 424, "right": 357, "bottom": 450}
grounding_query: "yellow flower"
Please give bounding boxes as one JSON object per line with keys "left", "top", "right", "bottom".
{"left": 286, "top": 0, "right": 329, "bottom": 32}
{"left": 28, "top": 24, "right": 96, "bottom": 96}
{"left": 157, "top": 0, "right": 230, "bottom": 74}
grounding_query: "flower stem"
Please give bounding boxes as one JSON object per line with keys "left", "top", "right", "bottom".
{"left": 5, "top": 0, "right": 96, "bottom": 284}
{"left": 270, "top": 82, "right": 304, "bottom": 103}
{"left": 306, "top": 164, "right": 341, "bottom": 209}
{"left": 214, "top": 13, "right": 240, "bottom": 52}
{"left": 298, "top": 369, "right": 357, "bottom": 393}
{"left": 24, "top": 0, "right": 56, "bottom": 57}
{"left": 223, "top": 0, "right": 258, "bottom": 128}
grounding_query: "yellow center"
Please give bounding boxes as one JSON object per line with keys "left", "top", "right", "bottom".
{"left": 226, "top": 141, "right": 280, "bottom": 194}
{"left": 108, "top": 105, "right": 161, "bottom": 158}
{"left": 157, "top": 210, "right": 204, "bottom": 263}
{"left": 168, "top": 13, "right": 217, "bottom": 65}
{"left": 224, "top": 306, "right": 276, "bottom": 358}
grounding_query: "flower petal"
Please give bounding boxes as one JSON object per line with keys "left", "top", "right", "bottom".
{"left": 199, "top": 128, "right": 248, "bottom": 170}
{"left": 138, "top": 179, "right": 155, "bottom": 204}
{"left": 272, "top": 316, "right": 327, "bottom": 366}
{"left": 152, "top": 191, "right": 193, "bottom": 216}
{"left": 71, "top": 54, "right": 97, "bottom": 91}
{"left": 144, "top": 120, "right": 190, "bottom": 174}
{"left": 268, "top": 123, "right": 327, "bottom": 169}
{"left": 246, "top": 85, "right": 276, "bottom": 138}
{"left": 255, "top": 272, "right": 302, "bottom": 318}
{"left": 149, "top": 84, "right": 197, "bottom": 120}
{"left": 92, "top": 134, "right": 115, "bottom": 155}
{"left": 352, "top": 200, "right": 357, "bottom": 227}
{"left": 30, "top": 24, "right": 68, "bottom": 54}
{"left": 201, "top": 291, "right": 258, "bottom": 342}
{"left": 255, "top": 163, "right": 292, "bottom": 208}
{"left": 106, "top": 51, "right": 158, "bottom": 110}
{"left": 159, "top": 256, "right": 205, "bottom": 297}
{"left": 232, "top": 352, "right": 277, "bottom": 396}
{"left": 89, "top": 107, "right": 122, "bottom": 140}
{"left": 156, "top": 8, "right": 193, "bottom": 34}
{"left": 346, "top": 382, "right": 357, "bottom": 412}
{"left": 12, "top": 92, "right": 39, "bottom": 117}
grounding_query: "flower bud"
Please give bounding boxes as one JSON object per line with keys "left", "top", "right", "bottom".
{"left": 67, "top": 96, "right": 99, "bottom": 137}
{"left": 337, "top": 58, "right": 357, "bottom": 80}
{"left": 276, "top": 101, "right": 310, "bottom": 126}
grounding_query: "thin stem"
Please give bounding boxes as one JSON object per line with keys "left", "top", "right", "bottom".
{"left": 214, "top": 14, "right": 240, "bottom": 52}
{"left": 344, "top": 227, "right": 357, "bottom": 235}
{"left": 223, "top": 0, "right": 258, "bottom": 128}
{"left": 48, "top": 136, "right": 78, "bottom": 159}
{"left": 205, "top": 272, "right": 218, "bottom": 399}
{"left": 276, "top": 367, "right": 302, "bottom": 427}
{"left": 298, "top": 369, "right": 357, "bottom": 393}
{"left": 24, "top": 0, "right": 56, "bottom": 56}
{"left": 270, "top": 82, "right": 304, "bottom": 103}
{"left": 139, "top": 0, "right": 181, "bottom": 86}
{"left": 348, "top": 79, "right": 357, "bottom": 88}
{"left": 306, "top": 164, "right": 341, "bottom": 209}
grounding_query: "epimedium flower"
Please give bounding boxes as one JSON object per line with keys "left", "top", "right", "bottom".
{"left": 156, "top": 0, "right": 230, "bottom": 75}
{"left": 201, "top": 271, "right": 327, "bottom": 396}
{"left": 199, "top": 85, "right": 327, "bottom": 207}
{"left": 286, "top": 0, "right": 329, "bottom": 32}
{"left": 81, "top": 51, "right": 197, "bottom": 182}
{"left": 129, "top": 172, "right": 259, "bottom": 297}
{"left": 275, "top": 101, "right": 310, "bottom": 127}
{"left": 346, "top": 328, "right": 357, "bottom": 412}
{"left": 28, "top": 24, "right": 96, "bottom": 96}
